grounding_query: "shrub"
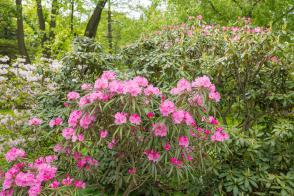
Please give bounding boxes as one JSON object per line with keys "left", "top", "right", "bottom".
{"left": 120, "top": 17, "right": 294, "bottom": 130}
{"left": 0, "top": 71, "right": 229, "bottom": 195}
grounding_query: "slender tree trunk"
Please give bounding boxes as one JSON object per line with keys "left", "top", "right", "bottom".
{"left": 35, "top": 0, "right": 46, "bottom": 46}
{"left": 84, "top": 0, "right": 107, "bottom": 38}
{"left": 49, "top": 0, "right": 58, "bottom": 40}
{"left": 70, "top": 0, "right": 74, "bottom": 34}
{"left": 107, "top": 0, "right": 113, "bottom": 53}
{"left": 15, "top": 0, "right": 30, "bottom": 63}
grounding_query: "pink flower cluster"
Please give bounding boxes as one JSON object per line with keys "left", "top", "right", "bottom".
{"left": 171, "top": 110, "right": 196, "bottom": 126}
{"left": 144, "top": 150, "right": 160, "bottom": 162}
{"left": 28, "top": 118, "right": 42, "bottom": 126}
{"left": 68, "top": 110, "right": 82, "bottom": 127}
{"left": 170, "top": 79, "right": 191, "bottom": 95}
{"left": 100, "top": 130, "right": 108, "bottom": 138}
{"left": 79, "top": 113, "right": 96, "bottom": 129}
{"left": 170, "top": 76, "right": 221, "bottom": 102}
{"left": 160, "top": 100, "right": 175, "bottom": 116}
{"left": 152, "top": 123, "right": 168, "bottom": 137}
{"left": 211, "top": 127, "right": 229, "bottom": 142}
{"left": 5, "top": 147, "right": 26, "bottom": 162}
{"left": 114, "top": 112, "right": 142, "bottom": 125}
{"left": 49, "top": 117, "right": 62, "bottom": 128}
{"left": 178, "top": 136, "right": 189, "bottom": 148}
{"left": 1, "top": 152, "right": 58, "bottom": 196}
{"left": 50, "top": 175, "right": 86, "bottom": 189}
{"left": 114, "top": 112, "right": 127, "bottom": 125}
{"left": 192, "top": 76, "right": 220, "bottom": 102}
{"left": 73, "top": 152, "right": 99, "bottom": 170}
{"left": 86, "top": 71, "right": 160, "bottom": 101}
{"left": 62, "top": 127, "right": 84, "bottom": 142}
{"left": 67, "top": 91, "right": 80, "bottom": 101}
{"left": 69, "top": 110, "right": 97, "bottom": 130}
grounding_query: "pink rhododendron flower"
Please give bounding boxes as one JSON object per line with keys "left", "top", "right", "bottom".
{"left": 78, "top": 134, "right": 84, "bottom": 142}
{"left": 100, "top": 130, "right": 108, "bottom": 138}
{"left": 189, "top": 94, "right": 203, "bottom": 106}
{"left": 147, "top": 112, "right": 154, "bottom": 118}
{"left": 160, "top": 100, "right": 175, "bottom": 116}
{"left": 170, "top": 157, "right": 182, "bottom": 167}
{"left": 133, "top": 76, "right": 148, "bottom": 87}
{"left": 71, "top": 133, "right": 78, "bottom": 142}
{"left": 144, "top": 85, "right": 161, "bottom": 96}
{"left": 5, "top": 147, "right": 26, "bottom": 162}
{"left": 79, "top": 113, "right": 96, "bottom": 129}
{"left": 49, "top": 117, "right": 63, "bottom": 128}
{"left": 79, "top": 95, "right": 91, "bottom": 107}
{"left": 15, "top": 172, "right": 35, "bottom": 187}
{"left": 107, "top": 139, "right": 117, "bottom": 149}
{"left": 28, "top": 183, "right": 41, "bottom": 196}
{"left": 74, "top": 180, "right": 86, "bottom": 189}
{"left": 89, "top": 91, "right": 109, "bottom": 102}
{"left": 171, "top": 78, "right": 192, "bottom": 95}
{"left": 191, "top": 75, "right": 212, "bottom": 89}
{"left": 63, "top": 102, "right": 70, "bottom": 107}
{"left": 123, "top": 80, "right": 142, "bottom": 96}
{"left": 53, "top": 144, "right": 64, "bottom": 153}
{"left": 163, "top": 143, "right": 171, "bottom": 151}
{"left": 184, "top": 112, "right": 196, "bottom": 126}
{"left": 62, "top": 175, "right": 74, "bottom": 186}
{"left": 209, "top": 116, "right": 219, "bottom": 125}
{"left": 145, "top": 150, "right": 160, "bottom": 162}
{"left": 209, "top": 91, "right": 221, "bottom": 102}
{"left": 101, "top": 71, "right": 116, "bottom": 80}
{"left": 128, "top": 168, "right": 136, "bottom": 175}
{"left": 81, "top": 83, "right": 92, "bottom": 90}
{"left": 67, "top": 91, "right": 80, "bottom": 101}
{"left": 211, "top": 130, "right": 229, "bottom": 142}
{"left": 129, "top": 114, "right": 141, "bottom": 125}
{"left": 62, "top": 128, "right": 75, "bottom": 140}
{"left": 94, "top": 78, "right": 108, "bottom": 90}
{"left": 182, "top": 154, "right": 193, "bottom": 161}
{"left": 35, "top": 164, "right": 57, "bottom": 182}
{"left": 49, "top": 180, "right": 59, "bottom": 189}
{"left": 153, "top": 123, "right": 168, "bottom": 137}
{"left": 114, "top": 112, "right": 127, "bottom": 125}
{"left": 172, "top": 110, "right": 185, "bottom": 124}
{"left": 0, "top": 189, "right": 13, "bottom": 196}
{"left": 28, "top": 117, "right": 42, "bottom": 126}
{"left": 178, "top": 136, "right": 189, "bottom": 148}
{"left": 68, "top": 110, "right": 82, "bottom": 127}
{"left": 108, "top": 80, "right": 124, "bottom": 94}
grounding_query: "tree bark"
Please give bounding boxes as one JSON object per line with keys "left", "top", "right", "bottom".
{"left": 49, "top": 0, "right": 58, "bottom": 40}
{"left": 70, "top": 0, "right": 74, "bottom": 34}
{"left": 84, "top": 0, "right": 107, "bottom": 38}
{"left": 35, "top": 0, "right": 46, "bottom": 45}
{"left": 107, "top": 0, "right": 113, "bottom": 53}
{"left": 15, "top": 0, "right": 30, "bottom": 63}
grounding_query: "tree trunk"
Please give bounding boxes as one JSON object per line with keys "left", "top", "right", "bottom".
{"left": 107, "top": 0, "right": 113, "bottom": 53}
{"left": 84, "top": 0, "right": 107, "bottom": 38}
{"left": 49, "top": 0, "right": 58, "bottom": 40}
{"left": 70, "top": 0, "right": 74, "bottom": 34}
{"left": 15, "top": 0, "right": 30, "bottom": 63}
{"left": 35, "top": 0, "right": 46, "bottom": 45}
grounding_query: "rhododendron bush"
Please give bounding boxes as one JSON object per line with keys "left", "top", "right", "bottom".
{"left": 1, "top": 71, "right": 229, "bottom": 195}
{"left": 121, "top": 16, "right": 293, "bottom": 131}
